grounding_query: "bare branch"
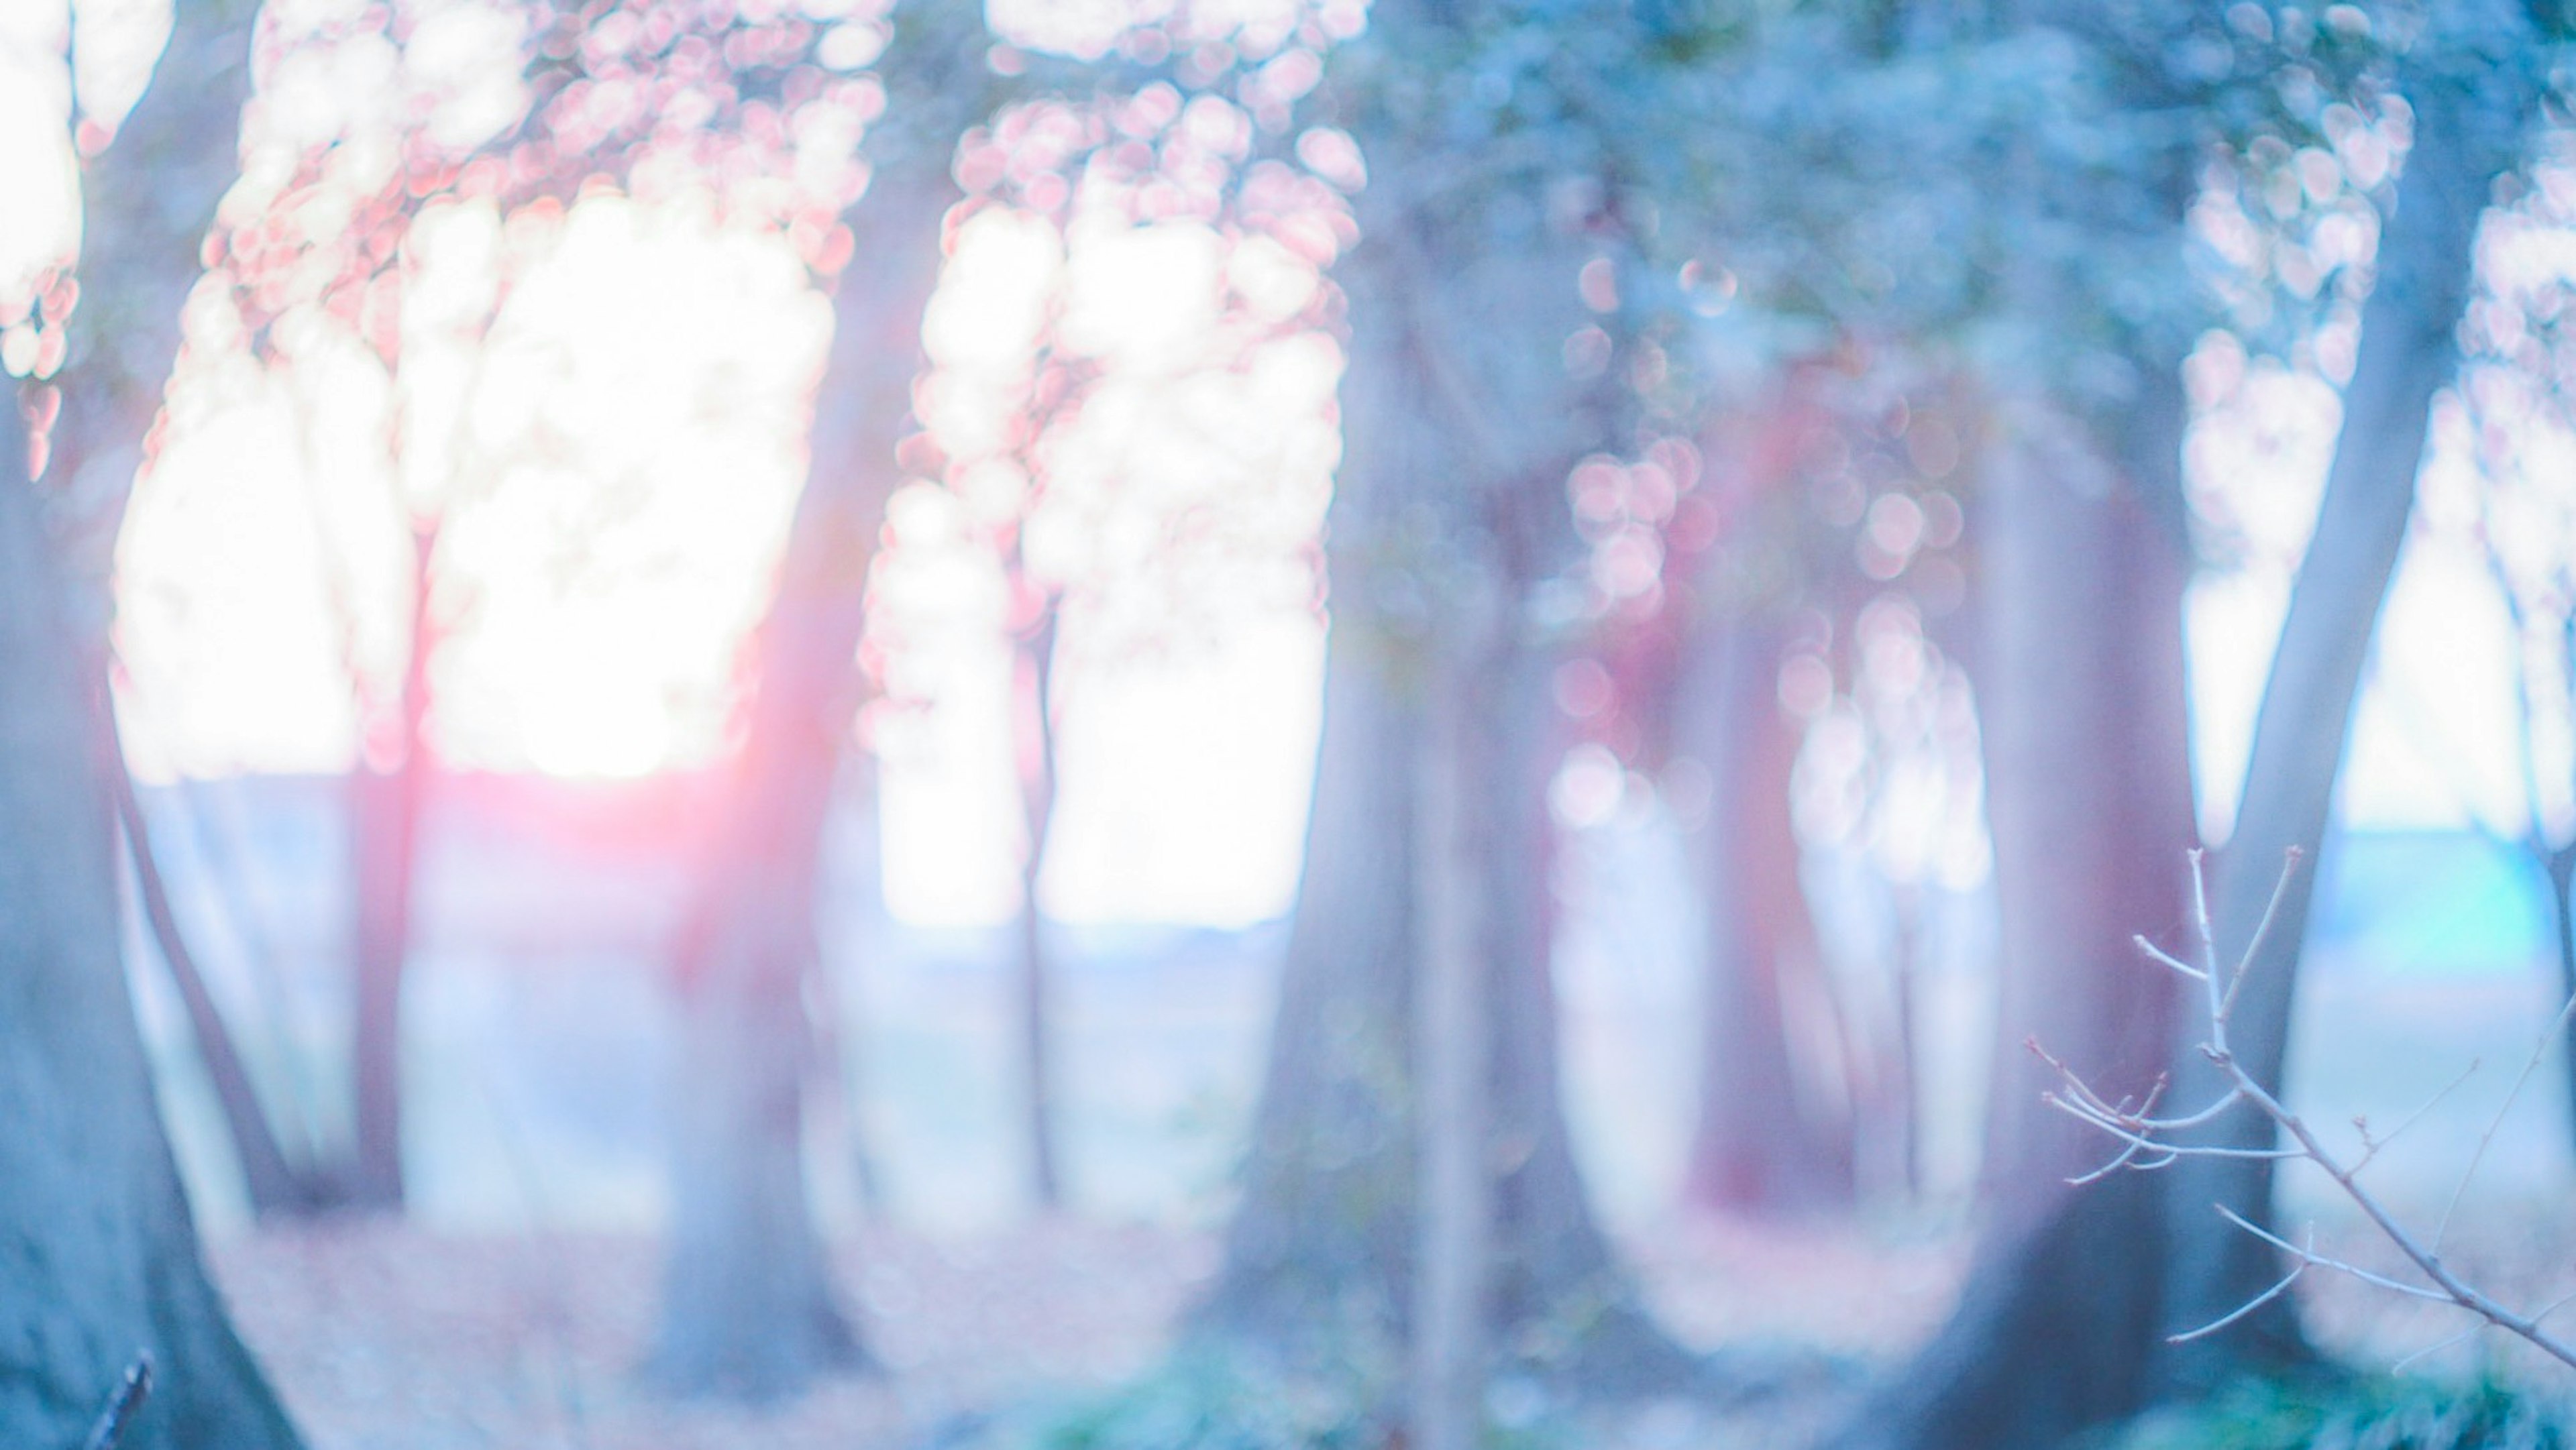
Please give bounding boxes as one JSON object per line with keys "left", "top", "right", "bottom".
{"left": 2214, "top": 844, "right": 2304, "bottom": 1030}
{"left": 2134, "top": 933, "right": 2208, "bottom": 982}
{"left": 2168, "top": 1253, "right": 2305, "bottom": 1345}
{"left": 2432, "top": 987, "right": 2576, "bottom": 1253}
{"left": 2186, "top": 848, "right": 2222, "bottom": 1025}
{"left": 2212, "top": 1206, "right": 2445, "bottom": 1304}
{"left": 2351, "top": 1057, "right": 2481, "bottom": 1173}
{"left": 2037, "top": 848, "right": 2576, "bottom": 1377}
{"left": 2389, "top": 1326, "right": 2482, "bottom": 1374}
{"left": 83, "top": 1355, "right": 152, "bottom": 1450}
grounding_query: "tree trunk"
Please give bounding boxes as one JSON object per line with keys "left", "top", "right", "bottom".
{"left": 1481, "top": 621, "right": 1703, "bottom": 1391}
{"left": 1839, "top": 396, "right": 2198, "bottom": 1450}
{"left": 347, "top": 525, "right": 435, "bottom": 1212}
{"left": 1199, "top": 0, "right": 1693, "bottom": 1392}
{"left": 1410, "top": 634, "right": 1496, "bottom": 1450}
{"left": 0, "top": 5, "right": 303, "bottom": 1439}
{"left": 1197, "top": 612, "right": 1421, "bottom": 1356}
{"left": 649, "top": 148, "right": 958, "bottom": 1399}
{"left": 2550, "top": 844, "right": 2576, "bottom": 1158}
{"left": 2151, "top": 56, "right": 2538, "bottom": 1391}
{"left": 113, "top": 743, "right": 317, "bottom": 1220}
{"left": 1679, "top": 614, "right": 1856, "bottom": 1215}
{"left": 1011, "top": 602, "right": 1065, "bottom": 1211}
{"left": 42, "top": 0, "right": 260, "bottom": 609}
{"left": 0, "top": 396, "right": 303, "bottom": 1450}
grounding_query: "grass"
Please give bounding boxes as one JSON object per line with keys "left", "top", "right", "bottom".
{"left": 2107, "top": 1372, "right": 2571, "bottom": 1450}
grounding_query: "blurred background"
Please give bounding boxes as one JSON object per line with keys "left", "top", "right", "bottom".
{"left": 8, "top": 1, "right": 2576, "bottom": 1448}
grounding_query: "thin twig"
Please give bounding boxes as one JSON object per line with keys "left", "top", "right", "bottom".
{"left": 2212, "top": 1205, "right": 2447, "bottom": 1304}
{"left": 2135, "top": 934, "right": 2208, "bottom": 981}
{"left": 2432, "top": 987, "right": 2576, "bottom": 1253}
{"left": 2351, "top": 1056, "right": 2481, "bottom": 1172}
{"left": 2390, "top": 1325, "right": 2482, "bottom": 1374}
{"left": 2040, "top": 848, "right": 2576, "bottom": 1376}
{"left": 2168, "top": 1249, "right": 2307, "bottom": 1345}
{"left": 82, "top": 1355, "right": 152, "bottom": 1450}
{"left": 2214, "top": 845, "right": 2303, "bottom": 1031}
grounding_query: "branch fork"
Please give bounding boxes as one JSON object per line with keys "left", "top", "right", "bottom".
{"left": 2035, "top": 848, "right": 2576, "bottom": 1372}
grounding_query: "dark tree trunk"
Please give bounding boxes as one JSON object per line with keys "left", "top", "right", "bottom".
{"left": 1678, "top": 614, "right": 1856, "bottom": 1215}
{"left": 0, "top": 397, "right": 303, "bottom": 1450}
{"left": 2151, "top": 58, "right": 2538, "bottom": 1392}
{"left": 0, "top": 5, "right": 301, "bottom": 1440}
{"left": 347, "top": 525, "right": 435, "bottom": 1212}
{"left": 113, "top": 744, "right": 317, "bottom": 1220}
{"left": 649, "top": 150, "right": 958, "bottom": 1399}
{"left": 1010, "top": 603, "right": 1065, "bottom": 1211}
{"left": 42, "top": 0, "right": 259, "bottom": 604}
{"left": 1839, "top": 396, "right": 2198, "bottom": 1450}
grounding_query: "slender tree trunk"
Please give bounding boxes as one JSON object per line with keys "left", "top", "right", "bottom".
{"left": 113, "top": 745, "right": 317, "bottom": 1220}
{"left": 1680, "top": 614, "right": 1856, "bottom": 1215}
{"left": 2550, "top": 845, "right": 2576, "bottom": 1156}
{"left": 649, "top": 148, "right": 958, "bottom": 1399}
{"left": 1889, "top": 880, "right": 1925, "bottom": 1201}
{"left": 1411, "top": 634, "right": 1495, "bottom": 1450}
{"left": 347, "top": 524, "right": 434, "bottom": 1212}
{"left": 829, "top": 749, "right": 892, "bottom": 1216}
{"left": 1, "top": 392, "right": 303, "bottom": 1450}
{"left": 1839, "top": 396, "right": 2198, "bottom": 1450}
{"left": 1011, "top": 604, "right": 1065, "bottom": 1211}
{"left": 2151, "top": 56, "right": 2538, "bottom": 1390}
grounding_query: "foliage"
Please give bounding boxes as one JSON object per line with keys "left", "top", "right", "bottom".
{"left": 2106, "top": 1374, "right": 2571, "bottom": 1450}
{"left": 1032, "top": 1351, "right": 1389, "bottom": 1450}
{"left": 1006, "top": 1348, "right": 1580, "bottom": 1450}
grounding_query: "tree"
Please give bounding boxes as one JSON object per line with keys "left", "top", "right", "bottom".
{"left": 508, "top": 0, "right": 1183, "bottom": 1395}
{"left": 0, "top": 0, "right": 303, "bottom": 1443}
{"left": 1839, "top": 3, "right": 2547, "bottom": 1441}
{"left": 2153, "top": 8, "right": 2546, "bottom": 1389}
{"left": 1805, "top": 4, "right": 2229, "bottom": 1444}
{"left": 1199, "top": 0, "right": 1701, "bottom": 1403}
{"left": 647, "top": 135, "right": 951, "bottom": 1404}
{"left": 1845, "top": 392, "right": 2200, "bottom": 1450}
{"left": 2450, "top": 142, "right": 2576, "bottom": 1162}
{"left": 624, "top": 0, "right": 990, "bottom": 1398}
{"left": 211, "top": 0, "right": 584, "bottom": 1217}
{"left": 112, "top": 738, "right": 317, "bottom": 1220}
{"left": 0, "top": 404, "right": 304, "bottom": 1450}
{"left": 1661, "top": 386, "right": 1862, "bottom": 1216}
{"left": 1676, "top": 610, "right": 1858, "bottom": 1213}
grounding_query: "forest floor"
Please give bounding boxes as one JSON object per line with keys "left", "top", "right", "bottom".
{"left": 212, "top": 1202, "right": 2576, "bottom": 1450}
{"left": 212, "top": 1215, "right": 1967, "bottom": 1450}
